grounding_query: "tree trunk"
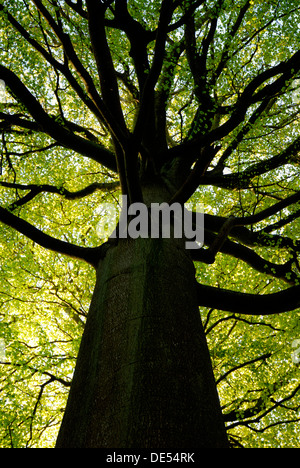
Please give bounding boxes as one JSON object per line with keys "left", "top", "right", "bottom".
{"left": 55, "top": 235, "right": 229, "bottom": 448}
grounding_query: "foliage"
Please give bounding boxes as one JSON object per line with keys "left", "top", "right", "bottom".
{"left": 0, "top": 0, "right": 299, "bottom": 447}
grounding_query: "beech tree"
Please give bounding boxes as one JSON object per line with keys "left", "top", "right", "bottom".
{"left": 0, "top": 0, "right": 300, "bottom": 448}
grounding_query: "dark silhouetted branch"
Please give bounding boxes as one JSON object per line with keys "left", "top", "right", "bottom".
{"left": 0, "top": 206, "right": 104, "bottom": 267}
{"left": 197, "top": 282, "right": 300, "bottom": 315}
{"left": 0, "top": 64, "right": 117, "bottom": 171}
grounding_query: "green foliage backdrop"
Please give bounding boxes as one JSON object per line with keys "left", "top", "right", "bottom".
{"left": 0, "top": 0, "right": 299, "bottom": 447}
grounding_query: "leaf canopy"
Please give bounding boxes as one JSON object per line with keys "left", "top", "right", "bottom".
{"left": 0, "top": 0, "right": 299, "bottom": 448}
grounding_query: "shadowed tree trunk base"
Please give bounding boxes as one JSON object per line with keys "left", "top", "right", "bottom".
{"left": 55, "top": 236, "right": 229, "bottom": 448}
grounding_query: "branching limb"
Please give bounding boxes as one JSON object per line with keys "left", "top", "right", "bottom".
{"left": 259, "top": 209, "right": 300, "bottom": 234}
{"left": 0, "top": 111, "right": 105, "bottom": 143}
{"left": 167, "top": 49, "right": 300, "bottom": 163}
{"left": 206, "top": 135, "right": 300, "bottom": 189}
{"left": 196, "top": 282, "right": 300, "bottom": 315}
{"left": 193, "top": 229, "right": 298, "bottom": 284}
{"left": 213, "top": 0, "right": 252, "bottom": 81}
{"left": 29, "top": 0, "right": 129, "bottom": 141}
{"left": 0, "top": 206, "right": 105, "bottom": 267}
{"left": 212, "top": 98, "right": 279, "bottom": 175}
{"left": 0, "top": 65, "right": 117, "bottom": 171}
{"left": 197, "top": 192, "right": 300, "bottom": 263}
{"left": 0, "top": 181, "right": 119, "bottom": 200}
{"left": 168, "top": 0, "right": 206, "bottom": 33}
{"left": 0, "top": 360, "right": 71, "bottom": 387}
{"left": 223, "top": 378, "right": 295, "bottom": 424}
{"left": 86, "top": 0, "right": 127, "bottom": 135}
{"left": 194, "top": 188, "right": 300, "bottom": 267}
{"left": 85, "top": 0, "right": 131, "bottom": 198}
{"left": 0, "top": 181, "right": 120, "bottom": 211}
{"left": 133, "top": 0, "right": 176, "bottom": 146}
{"left": 216, "top": 353, "right": 272, "bottom": 385}
{"left": 226, "top": 383, "right": 300, "bottom": 430}
{"left": 204, "top": 216, "right": 236, "bottom": 262}
{"left": 169, "top": 145, "right": 221, "bottom": 204}
{"left": 232, "top": 191, "right": 300, "bottom": 227}
{"left": 203, "top": 213, "right": 300, "bottom": 253}
{"left": 0, "top": 3, "right": 105, "bottom": 122}
{"left": 64, "top": 0, "right": 88, "bottom": 19}
{"left": 154, "top": 40, "right": 185, "bottom": 157}
{"left": 113, "top": 0, "right": 153, "bottom": 91}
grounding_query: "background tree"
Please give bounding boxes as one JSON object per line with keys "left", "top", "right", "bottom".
{"left": 0, "top": 0, "right": 300, "bottom": 448}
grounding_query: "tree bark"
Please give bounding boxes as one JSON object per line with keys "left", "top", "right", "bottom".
{"left": 55, "top": 236, "right": 229, "bottom": 448}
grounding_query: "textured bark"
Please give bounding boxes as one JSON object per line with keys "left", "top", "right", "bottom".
{"left": 56, "top": 234, "right": 229, "bottom": 448}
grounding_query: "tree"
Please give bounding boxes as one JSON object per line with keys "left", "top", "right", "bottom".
{"left": 0, "top": 0, "right": 300, "bottom": 448}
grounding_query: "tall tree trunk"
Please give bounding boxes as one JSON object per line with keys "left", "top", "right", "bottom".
{"left": 56, "top": 235, "right": 229, "bottom": 448}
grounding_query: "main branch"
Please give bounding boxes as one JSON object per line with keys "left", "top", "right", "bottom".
{"left": 197, "top": 282, "right": 300, "bottom": 315}
{"left": 0, "top": 206, "right": 103, "bottom": 267}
